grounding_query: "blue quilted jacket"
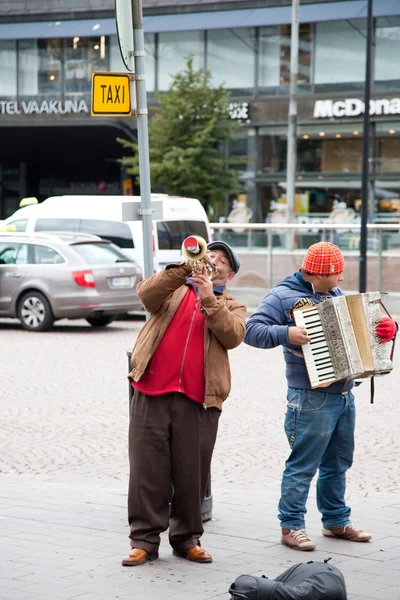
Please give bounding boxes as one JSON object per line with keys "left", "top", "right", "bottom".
{"left": 244, "top": 271, "right": 354, "bottom": 393}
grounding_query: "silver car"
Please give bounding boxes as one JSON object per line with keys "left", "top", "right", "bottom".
{"left": 0, "top": 232, "right": 143, "bottom": 331}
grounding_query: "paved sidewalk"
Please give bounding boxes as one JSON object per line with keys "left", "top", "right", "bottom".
{"left": 1, "top": 477, "right": 400, "bottom": 600}
{"left": 2, "top": 318, "right": 400, "bottom": 599}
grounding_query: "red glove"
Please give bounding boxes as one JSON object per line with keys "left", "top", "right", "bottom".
{"left": 376, "top": 317, "right": 397, "bottom": 343}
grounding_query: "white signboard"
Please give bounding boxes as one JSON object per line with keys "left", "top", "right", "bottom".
{"left": 0, "top": 97, "right": 249, "bottom": 122}
{"left": 0, "top": 99, "right": 89, "bottom": 115}
{"left": 228, "top": 102, "right": 250, "bottom": 121}
{"left": 314, "top": 98, "right": 400, "bottom": 119}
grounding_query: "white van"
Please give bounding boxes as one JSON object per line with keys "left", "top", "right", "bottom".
{"left": 5, "top": 194, "right": 212, "bottom": 274}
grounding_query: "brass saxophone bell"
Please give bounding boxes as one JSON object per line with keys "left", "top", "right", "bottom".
{"left": 181, "top": 235, "right": 216, "bottom": 280}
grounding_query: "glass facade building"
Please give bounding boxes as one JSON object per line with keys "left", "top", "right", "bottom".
{"left": 1, "top": 1, "right": 400, "bottom": 221}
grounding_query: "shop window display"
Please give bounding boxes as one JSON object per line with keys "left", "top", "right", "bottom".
{"left": 259, "top": 135, "right": 322, "bottom": 174}
{"left": 376, "top": 137, "right": 400, "bottom": 173}
{"left": 321, "top": 138, "right": 362, "bottom": 172}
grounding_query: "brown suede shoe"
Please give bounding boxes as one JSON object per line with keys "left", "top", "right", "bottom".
{"left": 322, "top": 525, "right": 372, "bottom": 542}
{"left": 121, "top": 547, "right": 159, "bottom": 566}
{"left": 173, "top": 544, "right": 213, "bottom": 563}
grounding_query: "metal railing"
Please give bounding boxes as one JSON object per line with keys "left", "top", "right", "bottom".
{"left": 209, "top": 222, "right": 400, "bottom": 291}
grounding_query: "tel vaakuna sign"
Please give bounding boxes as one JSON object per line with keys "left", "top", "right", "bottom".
{"left": 91, "top": 72, "right": 131, "bottom": 116}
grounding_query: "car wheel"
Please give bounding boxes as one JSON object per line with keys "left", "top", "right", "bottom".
{"left": 86, "top": 316, "right": 115, "bottom": 328}
{"left": 18, "top": 291, "right": 54, "bottom": 331}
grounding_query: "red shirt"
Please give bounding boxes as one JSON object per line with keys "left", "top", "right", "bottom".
{"left": 133, "top": 287, "right": 206, "bottom": 403}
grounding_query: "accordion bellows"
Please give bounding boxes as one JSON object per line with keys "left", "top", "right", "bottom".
{"left": 294, "top": 292, "right": 393, "bottom": 389}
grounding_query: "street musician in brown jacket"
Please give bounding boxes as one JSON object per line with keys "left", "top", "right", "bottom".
{"left": 122, "top": 240, "right": 246, "bottom": 566}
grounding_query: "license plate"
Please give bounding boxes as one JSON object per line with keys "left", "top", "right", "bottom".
{"left": 110, "top": 276, "right": 133, "bottom": 288}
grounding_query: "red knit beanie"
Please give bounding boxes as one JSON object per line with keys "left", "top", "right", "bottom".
{"left": 302, "top": 242, "right": 344, "bottom": 275}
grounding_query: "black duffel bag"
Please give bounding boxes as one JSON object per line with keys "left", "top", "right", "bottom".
{"left": 229, "top": 559, "right": 347, "bottom": 600}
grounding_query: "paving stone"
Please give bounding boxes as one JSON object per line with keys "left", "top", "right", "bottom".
{"left": 0, "top": 590, "right": 32, "bottom": 600}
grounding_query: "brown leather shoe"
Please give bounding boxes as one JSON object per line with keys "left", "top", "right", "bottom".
{"left": 121, "top": 547, "right": 159, "bottom": 566}
{"left": 173, "top": 544, "right": 213, "bottom": 563}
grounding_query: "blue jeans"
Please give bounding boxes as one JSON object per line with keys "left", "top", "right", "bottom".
{"left": 278, "top": 387, "right": 356, "bottom": 531}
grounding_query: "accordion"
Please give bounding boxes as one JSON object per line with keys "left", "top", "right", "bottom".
{"left": 293, "top": 292, "right": 394, "bottom": 389}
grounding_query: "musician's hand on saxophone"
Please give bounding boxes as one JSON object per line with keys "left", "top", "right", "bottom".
{"left": 288, "top": 326, "right": 311, "bottom": 346}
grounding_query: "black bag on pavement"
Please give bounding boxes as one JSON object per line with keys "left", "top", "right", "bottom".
{"left": 228, "top": 559, "right": 347, "bottom": 600}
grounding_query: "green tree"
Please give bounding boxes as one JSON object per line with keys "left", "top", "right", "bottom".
{"left": 118, "top": 55, "right": 242, "bottom": 215}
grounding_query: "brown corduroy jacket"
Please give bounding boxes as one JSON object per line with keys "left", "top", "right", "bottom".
{"left": 128, "top": 263, "right": 247, "bottom": 410}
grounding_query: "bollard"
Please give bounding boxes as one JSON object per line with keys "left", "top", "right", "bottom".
{"left": 127, "top": 351, "right": 212, "bottom": 521}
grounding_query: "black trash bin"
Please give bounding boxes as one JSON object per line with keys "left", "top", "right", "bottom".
{"left": 127, "top": 350, "right": 212, "bottom": 522}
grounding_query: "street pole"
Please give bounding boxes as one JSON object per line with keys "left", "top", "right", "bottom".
{"left": 359, "top": 0, "right": 373, "bottom": 293}
{"left": 131, "top": 0, "right": 154, "bottom": 281}
{"left": 369, "top": 120, "right": 376, "bottom": 224}
{"left": 286, "top": 0, "right": 299, "bottom": 251}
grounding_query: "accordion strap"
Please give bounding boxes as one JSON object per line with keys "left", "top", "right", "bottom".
{"left": 370, "top": 377, "right": 375, "bottom": 404}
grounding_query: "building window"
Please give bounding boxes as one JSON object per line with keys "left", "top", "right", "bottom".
{"left": 375, "top": 17, "right": 400, "bottom": 88}
{"left": 64, "top": 36, "right": 108, "bottom": 94}
{"left": 259, "top": 24, "right": 312, "bottom": 94}
{"left": 144, "top": 34, "right": 156, "bottom": 93}
{"left": 228, "top": 134, "right": 250, "bottom": 180}
{"left": 0, "top": 40, "right": 17, "bottom": 95}
{"left": 109, "top": 34, "right": 155, "bottom": 92}
{"left": 279, "top": 23, "right": 313, "bottom": 87}
{"left": 298, "top": 139, "right": 322, "bottom": 172}
{"left": 259, "top": 26, "right": 281, "bottom": 90}
{"left": 321, "top": 138, "right": 362, "bottom": 172}
{"left": 259, "top": 133, "right": 286, "bottom": 175}
{"left": 38, "top": 39, "right": 62, "bottom": 94}
{"left": 376, "top": 136, "right": 400, "bottom": 173}
{"left": 207, "top": 28, "right": 255, "bottom": 93}
{"left": 314, "top": 20, "right": 367, "bottom": 91}
{"left": 157, "top": 31, "right": 204, "bottom": 92}
{"left": 18, "top": 40, "right": 40, "bottom": 95}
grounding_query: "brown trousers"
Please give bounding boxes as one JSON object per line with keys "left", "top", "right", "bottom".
{"left": 127, "top": 391, "right": 220, "bottom": 553}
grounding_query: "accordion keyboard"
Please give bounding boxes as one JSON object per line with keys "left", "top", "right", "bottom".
{"left": 294, "top": 307, "right": 337, "bottom": 387}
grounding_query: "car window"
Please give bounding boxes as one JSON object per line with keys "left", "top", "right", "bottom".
{"left": 35, "top": 218, "right": 80, "bottom": 233}
{"left": 31, "top": 244, "right": 65, "bottom": 265}
{"left": 6, "top": 219, "right": 28, "bottom": 232}
{"left": 0, "top": 242, "right": 28, "bottom": 264}
{"left": 78, "top": 219, "right": 134, "bottom": 249}
{"left": 157, "top": 220, "right": 209, "bottom": 250}
{"left": 35, "top": 218, "right": 134, "bottom": 249}
{"left": 70, "top": 242, "right": 133, "bottom": 265}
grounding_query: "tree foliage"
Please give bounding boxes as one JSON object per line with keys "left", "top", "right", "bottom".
{"left": 118, "top": 56, "right": 241, "bottom": 212}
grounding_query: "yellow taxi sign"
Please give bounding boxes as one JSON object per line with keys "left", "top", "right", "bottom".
{"left": 91, "top": 72, "right": 132, "bottom": 117}
{"left": 20, "top": 196, "right": 39, "bottom": 208}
